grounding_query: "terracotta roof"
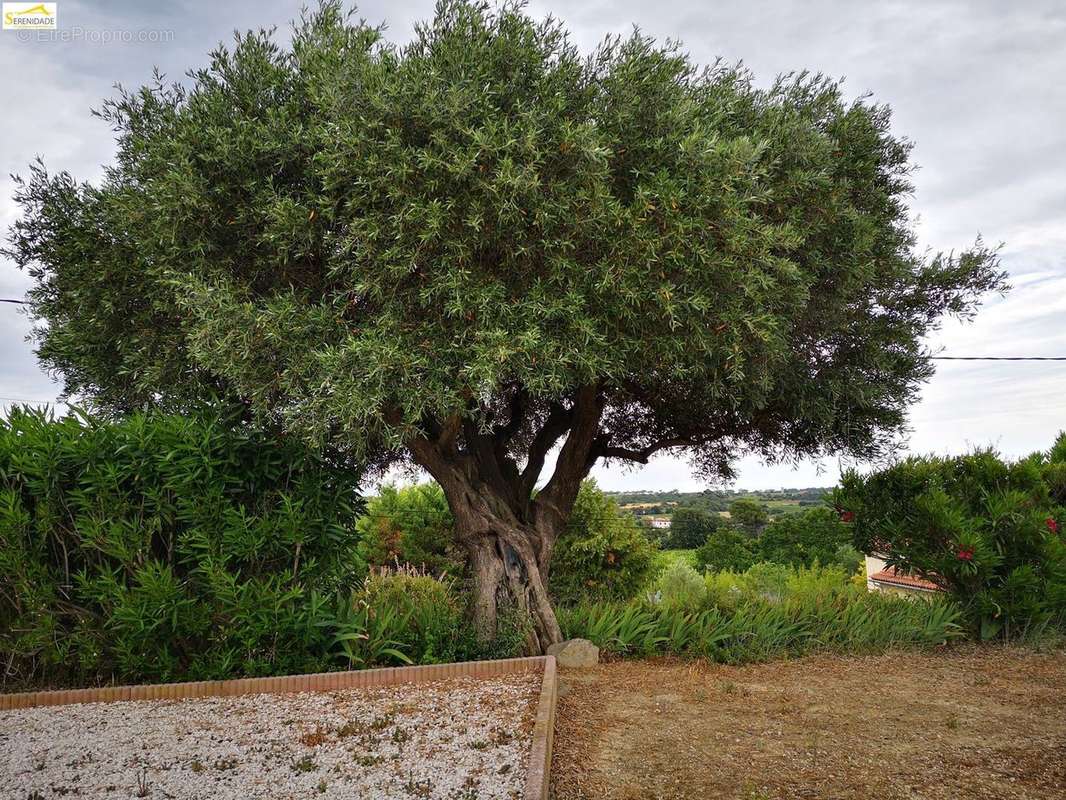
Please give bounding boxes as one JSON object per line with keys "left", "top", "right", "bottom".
{"left": 868, "top": 567, "right": 941, "bottom": 592}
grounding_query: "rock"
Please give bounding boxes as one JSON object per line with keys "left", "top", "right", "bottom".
{"left": 546, "top": 638, "right": 599, "bottom": 669}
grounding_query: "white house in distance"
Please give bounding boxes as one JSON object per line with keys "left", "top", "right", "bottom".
{"left": 648, "top": 517, "right": 671, "bottom": 530}
{"left": 864, "top": 554, "right": 941, "bottom": 597}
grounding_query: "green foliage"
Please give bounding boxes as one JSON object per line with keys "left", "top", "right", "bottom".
{"left": 728, "top": 498, "right": 769, "bottom": 535}
{"left": 550, "top": 480, "right": 656, "bottom": 604}
{"left": 650, "top": 547, "right": 698, "bottom": 578}
{"left": 0, "top": 407, "right": 363, "bottom": 688}
{"left": 355, "top": 483, "right": 464, "bottom": 577}
{"left": 834, "top": 441, "right": 1066, "bottom": 639}
{"left": 558, "top": 562, "right": 963, "bottom": 663}
{"left": 358, "top": 566, "right": 466, "bottom": 665}
{"left": 756, "top": 506, "right": 853, "bottom": 567}
{"left": 695, "top": 527, "right": 757, "bottom": 573}
{"left": 665, "top": 507, "right": 720, "bottom": 549}
{"left": 8, "top": 0, "right": 1002, "bottom": 485}
{"left": 656, "top": 561, "right": 710, "bottom": 608}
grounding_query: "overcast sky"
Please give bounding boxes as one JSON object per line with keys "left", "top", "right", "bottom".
{"left": 1, "top": 0, "right": 1064, "bottom": 491}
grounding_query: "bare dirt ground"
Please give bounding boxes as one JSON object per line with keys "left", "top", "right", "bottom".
{"left": 551, "top": 647, "right": 1066, "bottom": 800}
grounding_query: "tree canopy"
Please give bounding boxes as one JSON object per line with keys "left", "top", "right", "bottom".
{"left": 667, "top": 507, "right": 720, "bottom": 549}
{"left": 5, "top": 0, "right": 1005, "bottom": 649}
{"left": 8, "top": 0, "right": 1001, "bottom": 477}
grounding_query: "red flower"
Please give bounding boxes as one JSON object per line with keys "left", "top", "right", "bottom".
{"left": 957, "top": 547, "right": 975, "bottom": 562}
{"left": 839, "top": 510, "right": 855, "bottom": 523}
{"left": 1046, "top": 517, "right": 1059, "bottom": 534}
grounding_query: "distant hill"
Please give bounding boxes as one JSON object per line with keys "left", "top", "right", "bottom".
{"left": 607, "top": 487, "right": 832, "bottom": 516}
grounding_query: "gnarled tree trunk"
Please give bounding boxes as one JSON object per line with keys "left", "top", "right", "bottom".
{"left": 461, "top": 518, "right": 561, "bottom": 653}
{"left": 405, "top": 386, "right": 607, "bottom": 653}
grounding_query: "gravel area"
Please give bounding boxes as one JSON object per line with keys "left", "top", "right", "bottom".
{"left": 2, "top": 673, "right": 540, "bottom": 800}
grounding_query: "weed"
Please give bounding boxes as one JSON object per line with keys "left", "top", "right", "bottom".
{"left": 135, "top": 767, "right": 150, "bottom": 798}
{"left": 300, "top": 726, "right": 330, "bottom": 747}
{"left": 337, "top": 720, "right": 364, "bottom": 738}
{"left": 292, "top": 755, "right": 317, "bottom": 774}
{"left": 488, "top": 727, "right": 513, "bottom": 746}
{"left": 402, "top": 774, "right": 432, "bottom": 797}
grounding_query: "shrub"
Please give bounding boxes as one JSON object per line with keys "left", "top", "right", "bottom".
{"left": 0, "top": 408, "right": 364, "bottom": 688}
{"left": 650, "top": 547, "right": 698, "bottom": 577}
{"left": 549, "top": 480, "right": 657, "bottom": 604}
{"left": 360, "top": 566, "right": 465, "bottom": 664}
{"left": 695, "top": 527, "right": 757, "bottom": 573}
{"left": 756, "top": 507, "right": 853, "bottom": 568}
{"left": 835, "top": 439, "right": 1066, "bottom": 639}
{"left": 355, "top": 483, "right": 464, "bottom": 577}
{"left": 665, "top": 507, "right": 720, "bottom": 549}
{"left": 656, "top": 562, "right": 708, "bottom": 609}
{"left": 558, "top": 562, "right": 964, "bottom": 663}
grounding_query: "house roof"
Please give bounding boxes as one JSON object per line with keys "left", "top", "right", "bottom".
{"left": 868, "top": 567, "right": 941, "bottom": 592}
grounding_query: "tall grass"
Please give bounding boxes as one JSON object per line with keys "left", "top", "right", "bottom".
{"left": 558, "top": 562, "right": 964, "bottom": 664}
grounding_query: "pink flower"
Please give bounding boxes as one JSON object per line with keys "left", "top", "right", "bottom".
{"left": 957, "top": 547, "right": 975, "bottom": 562}
{"left": 839, "top": 510, "right": 855, "bottom": 523}
{"left": 1046, "top": 517, "right": 1059, "bottom": 534}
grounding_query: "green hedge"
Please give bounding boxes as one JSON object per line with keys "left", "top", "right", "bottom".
{"left": 0, "top": 408, "right": 366, "bottom": 687}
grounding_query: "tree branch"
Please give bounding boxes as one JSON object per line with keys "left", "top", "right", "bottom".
{"left": 534, "top": 384, "right": 604, "bottom": 527}
{"left": 493, "top": 385, "right": 528, "bottom": 447}
{"left": 518, "top": 400, "right": 573, "bottom": 500}
{"left": 595, "top": 436, "right": 695, "bottom": 464}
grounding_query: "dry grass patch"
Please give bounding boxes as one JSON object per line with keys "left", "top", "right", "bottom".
{"left": 552, "top": 646, "right": 1066, "bottom": 800}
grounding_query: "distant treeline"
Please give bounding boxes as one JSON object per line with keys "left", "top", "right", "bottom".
{"left": 608, "top": 488, "right": 831, "bottom": 515}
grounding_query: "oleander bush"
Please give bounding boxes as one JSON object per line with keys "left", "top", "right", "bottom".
{"left": 0, "top": 407, "right": 369, "bottom": 687}
{"left": 834, "top": 437, "right": 1066, "bottom": 639}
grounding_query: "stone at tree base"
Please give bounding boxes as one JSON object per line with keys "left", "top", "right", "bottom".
{"left": 546, "top": 638, "right": 599, "bottom": 669}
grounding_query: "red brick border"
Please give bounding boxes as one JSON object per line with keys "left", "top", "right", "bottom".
{"left": 523, "top": 654, "right": 557, "bottom": 800}
{"left": 0, "top": 655, "right": 559, "bottom": 797}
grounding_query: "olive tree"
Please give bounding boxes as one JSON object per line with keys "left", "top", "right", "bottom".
{"left": 6, "top": 1, "right": 1004, "bottom": 651}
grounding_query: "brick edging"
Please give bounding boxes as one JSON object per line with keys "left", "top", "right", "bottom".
{"left": 523, "top": 654, "right": 558, "bottom": 800}
{"left": 0, "top": 656, "right": 545, "bottom": 710}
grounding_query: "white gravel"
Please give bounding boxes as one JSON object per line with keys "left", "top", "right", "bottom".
{"left": 1, "top": 674, "right": 540, "bottom": 800}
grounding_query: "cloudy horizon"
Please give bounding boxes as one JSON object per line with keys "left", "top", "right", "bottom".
{"left": 1, "top": 0, "right": 1063, "bottom": 491}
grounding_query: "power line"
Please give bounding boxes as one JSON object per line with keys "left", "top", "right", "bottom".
{"left": 0, "top": 299, "right": 27, "bottom": 305}
{"left": 930, "top": 356, "right": 1066, "bottom": 361}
